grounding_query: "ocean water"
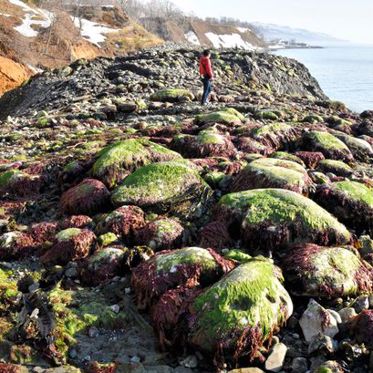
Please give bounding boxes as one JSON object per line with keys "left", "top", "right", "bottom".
{"left": 272, "top": 47, "right": 373, "bottom": 113}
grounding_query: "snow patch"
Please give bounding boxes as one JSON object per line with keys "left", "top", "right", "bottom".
{"left": 205, "top": 32, "right": 255, "bottom": 50}
{"left": 185, "top": 31, "right": 200, "bottom": 46}
{"left": 236, "top": 27, "right": 251, "bottom": 33}
{"left": 71, "top": 16, "right": 119, "bottom": 47}
{"left": 9, "top": 0, "right": 54, "bottom": 38}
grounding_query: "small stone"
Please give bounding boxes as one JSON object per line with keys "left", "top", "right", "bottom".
{"left": 299, "top": 299, "right": 339, "bottom": 343}
{"left": 110, "top": 304, "right": 120, "bottom": 313}
{"left": 308, "top": 333, "right": 335, "bottom": 355}
{"left": 69, "top": 348, "right": 78, "bottom": 359}
{"left": 180, "top": 355, "right": 198, "bottom": 369}
{"left": 130, "top": 355, "right": 141, "bottom": 364}
{"left": 352, "top": 295, "right": 369, "bottom": 313}
{"left": 228, "top": 368, "right": 264, "bottom": 373}
{"left": 88, "top": 326, "right": 99, "bottom": 338}
{"left": 265, "top": 342, "right": 288, "bottom": 372}
{"left": 338, "top": 307, "right": 357, "bottom": 323}
{"left": 291, "top": 357, "right": 308, "bottom": 373}
{"left": 65, "top": 267, "right": 78, "bottom": 278}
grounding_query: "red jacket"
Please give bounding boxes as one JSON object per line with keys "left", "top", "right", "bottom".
{"left": 199, "top": 55, "right": 213, "bottom": 79}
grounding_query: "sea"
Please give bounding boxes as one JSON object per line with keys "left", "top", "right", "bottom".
{"left": 272, "top": 46, "right": 373, "bottom": 113}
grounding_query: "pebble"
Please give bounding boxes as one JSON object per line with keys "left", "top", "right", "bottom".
{"left": 228, "top": 368, "right": 264, "bottom": 373}
{"left": 264, "top": 342, "right": 288, "bottom": 372}
{"left": 308, "top": 333, "right": 335, "bottom": 355}
{"left": 338, "top": 307, "right": 357, "bottom": 323}
{"left": 299, "top": 299, "right": 339, "bottom": 343}
{"left": 291, "top": 357, "right": 308, "bottom": 373}
{"left": 110, "top": 304, "right": 120, "bottom": 313}
{"left": 180, "top": 355, "right": 198, "bottom": 369}
{"left": 352, "top": 295, "right": 370, "bottom": 313}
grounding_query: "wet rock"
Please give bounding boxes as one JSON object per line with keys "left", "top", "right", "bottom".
{"left": 334, "top": 132, "right": 373, "bottom": 162}
{"left": 295, "top": 151, "right": 325, "bottom": 169}
{"left": 338, "top": 307, "right": 357, "bottom": 323}
{"left": 231, "top": 158, "right": 313, "bottom": 194}
{"left": 283, "top": 244, "right": 372, "bottom": 298}
{"left": 92, "top": 139, "right": 182, "bottom": 188}
{"left": 314, "top": 180, "right": 373, "bottom": 235}
{"left": 264, "top": 342, "right": 287, "bottom": 372}
{"left": 203, "top": 188, "right": 351, "bottom": 252}
{"left": 351, "top": 295, "right": 370, "bottom": 313}
{"left": 131, "top": 247, "right": 234, "bottom": 309}
{"left": 351, "top": 310, "right": 373, "bottom": 348}
{"left": 111, "top": 161, "right": 213, "bottom": 220}
{"left": 60, "top": 179, "right": 111, "bottom": 216}
{"left": 41, "top": 228, "right": 96, "bottom": 265}
{"left": 308, "top": 333, "right": 335, "bottom": 356}
{"left": 299, "top": 299, "right": 339, "bottom": 343}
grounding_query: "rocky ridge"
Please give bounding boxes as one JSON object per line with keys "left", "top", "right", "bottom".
{"left": 0, "top": 46, "right": 372, "bottom": 373}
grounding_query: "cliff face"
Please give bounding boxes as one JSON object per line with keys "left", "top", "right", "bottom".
{"left": 141, "top": 16, "right": 266, "bottom": 49}
{"left": 0, "top": 47, "right": 325, "bottom": 119}
{"left": 0, "top": 0, "right": 162, "bottom": 95}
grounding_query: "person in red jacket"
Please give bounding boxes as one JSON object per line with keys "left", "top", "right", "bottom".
{"left": 199, "top": 49, "right": 214, "bottom": 105}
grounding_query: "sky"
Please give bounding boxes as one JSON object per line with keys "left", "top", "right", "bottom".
{"left": 169, "top": 0, "right": 373, "bottom": 44}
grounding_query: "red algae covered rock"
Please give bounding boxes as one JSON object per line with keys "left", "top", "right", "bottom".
{"left": 58, "top": 215, "right": 93, "bottom": 230}
{"left": 41, "top": 228, "right": 96, "bottom": 265}
{"left": 283, "top": 244, "right": 373, "bottom": 298}
{"left": 135, "top": 217, "right": 185, "bottom": 251}
{"left": 295, "top": 151, "right": 325, "bottom": 169}
{"left": 351, "top": 310, "right": 373, "bottom": 348}
{"left": 131, "top": 247, "right": 235, "bottom": 310}
{"left": 96, "top": 205, "right": 145, "bottom": 241}
{"left": 60, "top": 178, "right": 110, "bottom": 216}
{"left": 314, "top": 180, "right": 373, "bottom": 235}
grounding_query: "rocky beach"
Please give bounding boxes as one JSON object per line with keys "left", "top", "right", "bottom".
{"left": 0, "top": 45, "right": 372, "bottom": 373}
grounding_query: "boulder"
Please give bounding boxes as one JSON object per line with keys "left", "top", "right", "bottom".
{"left": 334, "top": 132, "right": 373, "bottom": 161}
{"left": 317, "top": 159, "right": 353, "bottom": 177}
{"left": 302, "top": 131, "right": 354, "bottom": 161}
{"left": 111, "top": 161, "right": 213, "bottom": 219}
{"left": 202, "top": 189, "right": 351, "bottom": 252}
{"left": 195, "top": 108, "right": 244, "bottom": 125}
{"left": 135, "top": 217, "right": 185, "bottom": 251}
{"left": 231, "top": 158, "right": 313, "bottom": 194}
{"left": 188, "top": 258, "right": 293, "bottom": 363}
{"left": 41, "top": 228, "right": 96, "bottom": 265}
{"left": 351, "top": 309, "right": 373, "bottom": 348}
{"left": 60, "top": 179, "right": 110, "bottom": 216}
{"left": 92, "top": 139, "right": 182, "bottom": 188}
{"left": 283, "top": 244, "right": 373, "bottom": 298}
{"left": 150, "top": 88, "right": 194, "bottom": 102}
{"left": 314, "top": 180, "right": 373, "bottom": 235}
{"left": 131, "top": 247, "right": 234, "bottom": 309}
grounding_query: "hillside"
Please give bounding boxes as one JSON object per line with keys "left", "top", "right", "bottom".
{"left": 0, "top": 0, "right": 162, "bottom": 94}
{"left": 253, "top": 22, "right": 348, "bottom": 46}
{"left": 0, "top": 46, "right": 372, "bottom": 373}
{"left": 140, "top": 16, "right": 266, "bottom": 49}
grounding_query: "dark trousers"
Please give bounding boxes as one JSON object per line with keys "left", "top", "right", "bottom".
{"left": 201, "top": 76, "right": 212, "bottom": 104}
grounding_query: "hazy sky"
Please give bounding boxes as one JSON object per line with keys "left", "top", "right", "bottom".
{"left": 170, "top": 0, "right": 373, "bottom": 44}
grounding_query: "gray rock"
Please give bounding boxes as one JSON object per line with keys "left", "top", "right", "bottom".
{"left": 179, "top": 355, "right": 198, "bottom": 369}
{"left": 327, "top": 309, "right": 342, "bottom": 324}
{"left": 291, "top": 357, "right": 308, "bottom": 373}
{"left": 338, "top": 307, "right": 357, "bottom": 323}
{"left": 308, "top": 333, "right": 335, "bottom": 355}
{"left": 352, "top": 295, "right": 370, "bottom": 313}
{"left": 299, "top": 299, "right": 339, "bottom": 343}
{"left": 265, "top": 342, "right": 288, "bottom": 372}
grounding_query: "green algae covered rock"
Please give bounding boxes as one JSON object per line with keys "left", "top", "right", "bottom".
{"left": 231, "top": 157, "right": 313, "bottom": 195}
{"left": 251, "top": 122, "right": 300, "bottom": 150}
{"left": 314, "top": 180, "right": 373, "bottom": 235}
{"left": 284, "top": 244, "right": 373, "bottom": 298}
{"left": 195, "top": 108, "right": 244, "bottom": 125}
{"left": 0, "top": 268, "right": 19, "bottom": 313}
{"left": 312, "top": 361, "right": 344, "bottom": 373}
{"left": 302, "top": 131, "right": 354, "bottom": 161}
{"left": 92, "top": 139, "right": 182, "bottom": 188}
{"left": 271, "top": 151, "right": 305, "bottom": 166}
{"left": 317, "top": 159, "right": 353, "bottom": 177}
{"left": 189, "top": 257, "right": 293, "bottom": 362}
{"left": 132, "top": 247, "right": 234, "bottom": 309}
{"left": 111, "top": 161, "right": 213, "bottom": 219}
{"left": 208, "top": 189, "right": 351, "bottom": 252}
{"left": 334, "top": 132, "right": 373, "bottom": 161}
{"left": 150, "top": 88, "right": 194, "bottom": 102}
